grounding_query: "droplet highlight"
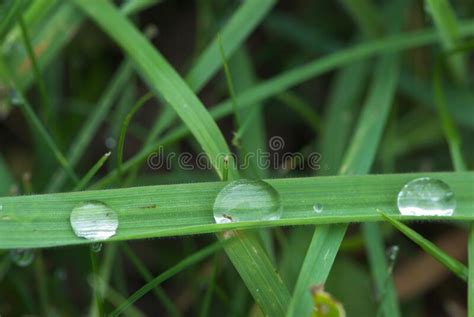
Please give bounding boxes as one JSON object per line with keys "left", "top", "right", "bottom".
{"left": 397, "top": 177, "right": 456, "bottom": 216}
{"left": 313, "top": 203, "right": 323, "bottom": 213}
{"left": 91, "top": 242, "right": 103, "bottom": 253}
{"left": 70, "top": 201, "right": 119, "bottom": 241}
{"left": 213, "top": 179, "right": 282, "bottom": 224}
{"left": 10, "top": 249, "right": 34, "bottom": 267}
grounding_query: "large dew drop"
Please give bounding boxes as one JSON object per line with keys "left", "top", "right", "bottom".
{"left": 397, "top": 177, "right": 456, "bottom": 216}
{"left": 70, "top": 201, "right": 119, "bottom": 241}
{"left": 213, "top": 179, "right": 283, "bottom": 224}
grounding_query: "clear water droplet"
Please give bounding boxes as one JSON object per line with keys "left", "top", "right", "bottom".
{"left": 91, "top": 242, "right": 103, "bottom": 253}
{"left": 213, "top": 179, "right": 282, "bottom": 224}
{"left": 9, "top": 90, "right": 22, "bottom": 106}
{"left": 70, "top": 201, "right": 119, "bottom": 241}
{"left": 397, "top": 177, "right": 456, "bottom": 216}
{"left": 105, "top": 137, "right": 116, "bottom": 149}
{"left": 386, "top": 245, "right": 399, "bottom": 262}
{"left": 10, "top": 249, "right": 34, "bottom": 267}
{"left": 313, "top": 203, "right": 323, "bottom": 213}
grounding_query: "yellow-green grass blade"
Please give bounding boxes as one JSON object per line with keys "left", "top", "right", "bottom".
{"left": 287, "top": 50, "right": 400, "bottom": 317}
{"left": 0, "top": 171, "right": 472, "bottom": 249}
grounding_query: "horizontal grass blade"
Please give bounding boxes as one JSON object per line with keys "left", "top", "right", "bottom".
{"left": 0, "top": 172, "right": 472, "bottom": 249}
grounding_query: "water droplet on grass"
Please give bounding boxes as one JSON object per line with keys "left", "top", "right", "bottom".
{"left": 313, "top": 203, "right": 323, "bottom": 213}
{"left": 70, "top": 201, "right": 119, "bottom": 241}
{"left": 213, "top": 179, "right": 282, "bottom": 224}
{"left": 91, "top": 242, "right": 103, "bottom": 253}
{"left": 397, "top": 177, "right": 456, "bottom": 216}
{"left": 10, "top": 249, "right": 34, "bottom": 267}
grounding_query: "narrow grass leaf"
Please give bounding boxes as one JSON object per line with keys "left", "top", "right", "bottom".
{"left": 287, "top": 51, "right": 400, "bottom": 317}
{"left": 0, "top": 172, "right": 472, "bottom": 249}
{"left": 362, "top": 223, "right": 400, "bottom": 317}
{"left": 74, "top": 152, "right": 111, "bottom": 191}
{"left": 110, "top": 241, "right": 224, "bottom": 317}
{"left": 73, "top": 3, "right": 291, "bottom": 315}
{"left": 380, "top": 212, "right": 468, "bottom": 281}
{"left": 117, "top": 92, "right": 153, "bottom": 177}
{"left": 47, "top": 60, "right": 134, "bottom": 192}
{"left": 121, "top": 243, "right": 181, "bottom": 317}
{"left": 425, "top": 0, "right": 465, "bottom": 81}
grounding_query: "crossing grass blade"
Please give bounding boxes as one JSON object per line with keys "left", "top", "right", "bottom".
{"left": 73, "top": 152, "right": 111, "bottom": 192}
{"left": 380, "top": 212, "right": 468, "bottom": 281}
{"left": 72, "top": 2, "right": 292, "bottom": 316}
{"left": 287, "top": 50, "right": 400, "bottom": 316}
{"left": 425, "top": 0, "right": 465, "bottom": 82}
{"left": 0, "top": 155, "right": 14, "bottom": 195}
{"left": 110, "top": 241, "right": 224, "bottom": 317}
{"left": 362, "top": 222, "right": 400, "bottom": 317}
{"left": 47, "top": 60, "right": 134, "bottom": 192}
{"left": 185, "top": 0, "right": 276, "bottom": 91}
{"left": 121, "top": 243, "right": 181, "bottom": 317}
{"left": 0, "top": 171, "right": 472, "bottom": 249}
{"left": 469, "top": 223, "right": 474, "bottom": 316}
{"left": 0, "top": 56, "right": 78, "bottom": 184}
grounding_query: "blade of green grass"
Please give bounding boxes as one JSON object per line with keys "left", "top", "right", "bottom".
{"left": 380, "top": 212, "right": 468, "bottom": 281}
{"left": 121, "top": 243, "right": 181, "bottom": 317}
{"left": 110, "top": 241, "right": 224, "bottom": 317}
{"left": 0, "top": 0, "right": 31, "bottom": 43}
{"left": 276, "top": 92, "right": 320, "bottom": 135}
{"left": 185, "top": 0, "right": 276, "bottom": 91}
{"left": 319, "top": 61, "right": 370, "bottom": 176}
{"left": 73, "top": 0, "right": 236, "bottom": 180}
{"left": 362, "top": 223, "right": 400, "bottom": 317}
{"left": 46, "top": 60, "right": 134, "bottom": 192}
{"left": 425, "top": 0, "right": 466, "bottom": 82}
{"left": 398, "top": 71, "right": 474, "bottom": 129}
{"left": 17, "top": 14, "right": 52, "bottom": 122}
{"left": 0, "top": 155, "right": 14, "bottom": 195}
{"left": 73, "top": 152, "right": 111, "bottom": 191}
{"left": 117, "top": 92, "right": 153, "bottom": 178}
{"left": 90, "top": 20, "right": 474, "bottom": 189}
{"left": 73, "top": 2, "right": 291, "bottom": 316}
{"left": 287, "top": 50, "right": 400, "bottom": 316}
{"left": 0, "top": 55, "right": 79, "bottom": 184}
{"left": 432, "top": 42, "right": 472, "bottom": 316}
{"left": 0, "top": 171, "right": 472, "bottom": 249}
{"left": 339, "top": 0, "right": 382, "bottom": 38}
{"left": 469, "top": 223, "right": 474, "bottom": 317}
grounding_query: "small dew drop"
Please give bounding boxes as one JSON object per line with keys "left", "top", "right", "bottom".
{"left": 105, "top": 137, "right": 117, "bottom": 149}
{"left": 9, "top": 90, "right": 23, "bottom": 106}
{"left": 213, "top": 179, "right": 282, "bottom": 224}
{"left": 313, "top": 203, "right": 323, "bottom": 213}
{"left": 0, "top": 204, "right": 3, "bottom": 212}
{"left": 70, "top": 201, "right": 119, "bottom": 241}
{"left": 91, "top": 242, "right": 103, "bottom": 253}
{"left": 10, "top": 249, "right": 34, "bottom": 267}
{"left": 397, "top": 177, "right": 456, "bottom": 216}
